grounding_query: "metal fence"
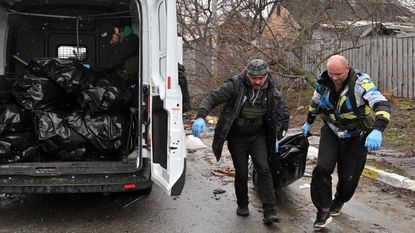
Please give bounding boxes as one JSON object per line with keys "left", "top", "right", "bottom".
{"left": 303, "top": 35, "right": 415, "bottom": 99}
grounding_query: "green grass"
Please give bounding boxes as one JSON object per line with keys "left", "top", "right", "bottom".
{"left": 383, "top": 98, "right": 415, "bottom": 155}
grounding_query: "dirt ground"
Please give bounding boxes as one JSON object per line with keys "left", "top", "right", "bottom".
{"left": 190, "top": 129, "right": 415, "bottom": 232}
{"left": 358, "top": 177, "right": 415, "bottom": 209}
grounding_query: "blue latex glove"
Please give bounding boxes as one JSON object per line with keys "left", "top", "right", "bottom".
{"left": 192, "top": 118, "right": 206, "bottom": 137}
{"left": 302, "top": 123, "right": 312, "bottom": 137}
{"left": 365, "top": 129, "right": 383, "bottom": 152}
{"left": 275, "top": 142, "right": 279, "bottom": 153}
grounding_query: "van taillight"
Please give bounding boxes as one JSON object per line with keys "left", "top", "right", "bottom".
{"left": 167, "top": 76, "right": 171, "bottom": 89}
{"left": 124, "top": 184, "right": 136, "bottom": 189}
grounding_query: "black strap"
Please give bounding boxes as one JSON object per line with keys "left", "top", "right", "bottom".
{"left": 347, "top": 70, "right": 361, "bottom": 116}
{"left": 348, "top": 70, "right": 359, "bottom": 116}
{"left": 231, "top": 75, "right": 246, "bottom": 116}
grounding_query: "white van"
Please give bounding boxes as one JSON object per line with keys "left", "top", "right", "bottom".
{"left": 0, "top": 0, "right": 186, "bottom": 196}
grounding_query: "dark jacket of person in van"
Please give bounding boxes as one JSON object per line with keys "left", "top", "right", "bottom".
{"left": 109, "top": 26, "right": 139, "bottom": 85}
{"left": 108, "top": 26, "right": 191, "bottom": 112}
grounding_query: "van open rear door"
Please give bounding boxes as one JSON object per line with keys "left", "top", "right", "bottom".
{"left": 140, "top": 0, "right": 186, "bottom": 196}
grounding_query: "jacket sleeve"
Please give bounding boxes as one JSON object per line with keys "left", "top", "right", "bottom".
{"left": 306, "top": 83, "right": 322, "bottom": 124}
{"left": 196, "top": 78, "right": 236, "bottom": 119}
{"left": 355, "top": 73, "right": 391, "bottom": 132}
{"left": 275, "top": 91, "right": 290, "bottom": 140}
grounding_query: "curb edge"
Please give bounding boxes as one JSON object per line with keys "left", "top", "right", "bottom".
{"left": 362, "top": 166, "right": 415, "bottom": 192}
{"left": 307, "top": 145, "right": 415, "bottom": 192}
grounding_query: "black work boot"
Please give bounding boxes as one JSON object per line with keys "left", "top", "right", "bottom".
{"left": 314, "top": 210, "right": 332, "bottom": 228}
{"left": 263, "top": 210, "right": 278, "bottom": 224}
{"left": 236, "top": 205, "right": 250, "bottom": 217}
{"left": 330, "top": 200, "right": 344, "bottom": 217}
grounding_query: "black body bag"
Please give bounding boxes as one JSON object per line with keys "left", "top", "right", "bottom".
{"left": 269, "top": 133, "right": 309, "bottom": 188}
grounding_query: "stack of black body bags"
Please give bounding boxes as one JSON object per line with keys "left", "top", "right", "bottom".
{"left": 0, "top": 74, "right": 38, "bottom": 163}
{"left": 0, "top": 58, "right": 133, "bottom": 163}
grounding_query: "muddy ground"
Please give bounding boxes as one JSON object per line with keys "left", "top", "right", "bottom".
{"left": 184, "top": 87, "right": 415, "bottom": 232}
{"left": 0, "top": 129, "right": 414, "bottom": 233}
{"left": 191, "top": 129, "right": 415, "bottom": 232}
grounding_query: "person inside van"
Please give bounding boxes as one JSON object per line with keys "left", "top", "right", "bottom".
{"left": 109, "top": 25, "right": 139, "bottom": 85}
{"left": 108, "top": 26, "right": 191, "bottom": 112}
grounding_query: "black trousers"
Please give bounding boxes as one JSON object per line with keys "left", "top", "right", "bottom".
{"left": 311, "top": 124, "right": 367, "bottom": 211}
{"left": 227, "top": 132, "right": 275, "bottom": 213}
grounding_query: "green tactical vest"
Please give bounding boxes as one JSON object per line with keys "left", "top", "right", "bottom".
{"left": 236, "top": 104, "right": 267, "bottom": 127}
{"left": 234, "top": 90, "right": 267, "bottom": 133}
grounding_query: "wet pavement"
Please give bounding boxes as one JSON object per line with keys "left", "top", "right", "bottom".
{"left": 0, "top": 129, "right": 414, "bottom": 232}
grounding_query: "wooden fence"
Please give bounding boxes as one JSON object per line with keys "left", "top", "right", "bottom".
{"left": 303, "top": 35, "right": 415, "bottom": 99}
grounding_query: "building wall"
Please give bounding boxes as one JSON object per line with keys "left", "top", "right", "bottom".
{"left": 303, "top": 35, "right": 415, "bottom": 99}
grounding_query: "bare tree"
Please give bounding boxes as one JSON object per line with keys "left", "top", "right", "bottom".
{"left": 177, "top": 1, "right": 279, "bottom": 69}
{"left": 177, "top": 0, "right": 409, "bottom": 104}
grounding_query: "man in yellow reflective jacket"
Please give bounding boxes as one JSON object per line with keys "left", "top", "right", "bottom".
{"left": 302, "top": 55, "right": 391, "bottom": 229}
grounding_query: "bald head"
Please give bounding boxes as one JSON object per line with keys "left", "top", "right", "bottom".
{"left": 327, "top": 55, "right": 349, "bottom": 69}
{"left": 326, "top": 55, "right": 350, "bottom": 88}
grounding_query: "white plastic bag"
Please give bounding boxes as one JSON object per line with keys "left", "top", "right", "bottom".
{"left": 186, "top": 135, "right": 208, "bottom": 150}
